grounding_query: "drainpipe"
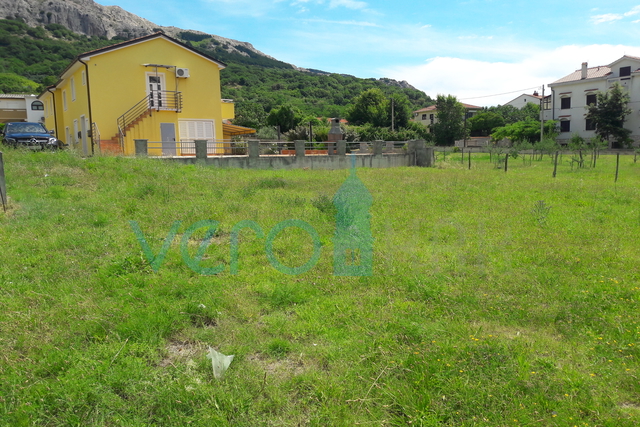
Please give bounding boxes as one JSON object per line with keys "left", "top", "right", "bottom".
{"left": 46, "top": 87, "right": 59, "bottom": 141}
{"left": 78, "top": 58, "right": 95, "bottom": 155}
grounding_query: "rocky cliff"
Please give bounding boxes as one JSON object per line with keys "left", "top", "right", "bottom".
{"left": 0, "top": 0, "right": 274, "bottom": 60}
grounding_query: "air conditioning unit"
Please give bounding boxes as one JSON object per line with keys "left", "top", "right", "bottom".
{"left": 176, "top": 68, "right": 190, "bottom": 78}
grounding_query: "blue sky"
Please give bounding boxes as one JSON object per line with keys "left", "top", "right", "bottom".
{"left": 99, "top": 0, "right": 640, "bottom": 106}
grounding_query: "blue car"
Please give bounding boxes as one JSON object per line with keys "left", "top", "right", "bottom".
{"left": 1, "top": 122, "right": 63, "bottom": 150}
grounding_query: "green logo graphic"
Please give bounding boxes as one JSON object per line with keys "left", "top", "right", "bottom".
{"left": 333, "top": 155, "right": 373, "bottom": 276}
{"left": 130, "top": 155, "right": 373, "bottom": 276}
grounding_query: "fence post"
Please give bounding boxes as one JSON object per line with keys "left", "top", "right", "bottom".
{"left": 295, "top": 140, "right": 306, "bottom": 158}
{"left": 0, "top": 151, "right": 6, "bottom": 211}
{"left": 134, "top": 139, "right": 148, "bottom": 157}
{"left": 248, "top": 140, "right": 259, "bottom": 159}
{"left": 337, "top": 140, "right": 346, "bottom": 156}
{"left": 195, "top": 140, "right": 207, "bottom": 161}
{"left": 373, "top": 140, "right": 383, "bottom": 156}
{"left": 412, "top": 140, "right": 433, "bottom": 167}
{"left": 386, "top": 141, "right": 394, "bottom": 152}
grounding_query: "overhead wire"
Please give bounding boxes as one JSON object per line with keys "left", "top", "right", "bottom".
{"left": 460, "top": 86, "right": 543, "bottom": 101}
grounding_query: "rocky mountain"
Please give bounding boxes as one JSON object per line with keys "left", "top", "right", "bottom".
{"left": 0, "top": 0, "right": 277, "bottom": 61}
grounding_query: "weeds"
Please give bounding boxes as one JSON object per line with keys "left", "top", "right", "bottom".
{"left": 531, "top": 200, "right": 551, "bottom": 226}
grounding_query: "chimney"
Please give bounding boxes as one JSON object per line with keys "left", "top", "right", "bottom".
{"left": 581, "top": 62, "right": 588, "bottom": 79}
{"left": 533, "top": 90, "right": 539, "bottom": 96}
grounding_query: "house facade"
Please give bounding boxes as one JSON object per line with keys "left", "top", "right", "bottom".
{"left": 39, "top": 33, "right": 239, "bottom": 156}
{"left": 413, "top": 103, "right": 481, "bottom": 132}
{"left": 504, "top": 92, "right": 542, "bottom": 110}
{"left": 548, "top": 55, "right": 640, "bottom": 145}
{"left": 0, "top": 94, "right": 46, "bottom": 123}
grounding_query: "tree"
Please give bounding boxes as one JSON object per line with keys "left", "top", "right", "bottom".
{"left": 468, "top": 111, "right": 504, "bottom": 136}
{"left": 233, "top": 101, "right": 267, "bottom": 129}
{"left": 585, "top": 82, "right": 633, "bottom": 148}
{"left": 485, "top": 102, "right": 540, "bottom": 124}
{"left": 266, "top": 104, "right": 303, "bottom": 133}
{"left": 491, "top": 119, "right": 557, "bottom": 145}
{"left": 431, "top": 94, "right": 467, "bottom": 146}
{"left": 346, "top": 88, "right": 387, "bottom": 127}
{"left": 388, "top": 92, "right": 412, "bottom": 129}
{"left": 0, "top": 72, "right": 39, "bottom": 93}
{"left": 233, "top": 102, "right": 267, "bottom": 129}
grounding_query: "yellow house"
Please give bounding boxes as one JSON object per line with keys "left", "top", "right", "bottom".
{"left": 39, "top": 32, "right": 252, "bottom": 156}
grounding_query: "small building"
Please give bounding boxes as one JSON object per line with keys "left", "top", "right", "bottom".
{"left": 0, "top": 94, "right": 46, "bottom": 124}
{"left": 39, "top": 32, "right": 240, "bottom": 155}
{"left": 413, "top": 103, "right": 481, "bottom": 132}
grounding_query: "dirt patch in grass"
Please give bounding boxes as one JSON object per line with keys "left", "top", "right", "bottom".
{"left": 159, "top": 340, "right": 204, "bottom": 368}
{"left": 247, "top": 352, "right": 307, "bottom": 378}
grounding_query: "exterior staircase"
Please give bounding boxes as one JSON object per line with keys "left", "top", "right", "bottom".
{"left": 98, "top": 91, "right": 181, "bottom": 154}
{"left": 100, "top": 110, "right": 152, "bottom": 154}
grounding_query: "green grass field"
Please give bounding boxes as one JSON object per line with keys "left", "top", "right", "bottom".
{"left": 0, "top": 149, "right": 639, "bottom": 426}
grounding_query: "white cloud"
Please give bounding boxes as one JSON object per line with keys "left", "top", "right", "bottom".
{"left": 381, "top": 44, "right": 640, "bottom": 107}
{"left": 591, "top": 5, "right": 640, "bottom": 24}
{"left": 624, "top": 5, "right": 640, "bottom": 16}
{"left": 591, "top": 13, "right": 623, "bottom": 24}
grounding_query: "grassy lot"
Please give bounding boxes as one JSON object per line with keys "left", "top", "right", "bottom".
{"left": 0, "top": 149, "right": 639, "bottom": 426}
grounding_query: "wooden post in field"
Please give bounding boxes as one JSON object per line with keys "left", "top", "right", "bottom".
{"left": 468, "top": 150, "right": 471, "bottom": 170}
{"left": 615, "top": 152, "right": 620, "bottom": 183}
{"left": 461, "top": 148, "right": 464, "bottom": 163}
{"left": 504, "top": 153, "right": 508, "bottom": 172}
{"left": 553, "top": 151, "right": 559, "bottom": 178}
{"left": 0, "top": 151, "right": 6, "bottom": 212}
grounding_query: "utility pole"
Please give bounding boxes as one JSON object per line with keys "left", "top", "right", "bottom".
{"left": 391, "top": 98, "right": 395, "bottom": 132}
{"left": 540, "top": 85, "right": 545, "bottom": 142}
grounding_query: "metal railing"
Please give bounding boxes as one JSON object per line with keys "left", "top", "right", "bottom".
{"left": 117, "top": 91, "right": 183, "bottom": 139}
{"left": 146, "top": 140, "right": 248, "bottom": 157}
{"left": 91, "top": 122, "right": 100, "bottom": 152}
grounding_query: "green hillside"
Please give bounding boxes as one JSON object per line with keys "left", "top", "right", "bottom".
{"left": 0, "top": 19, "right": 433, "bottom": 120}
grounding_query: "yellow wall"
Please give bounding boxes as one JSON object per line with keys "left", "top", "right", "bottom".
{"left": 41, "top": 35, "right": 225, "bottom": 155}
{"left": 221, "top": 101, "right": 234, "bottom": 120}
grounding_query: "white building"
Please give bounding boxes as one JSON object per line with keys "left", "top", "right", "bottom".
{"left": 412, "top": 103, "right": 481, "bottom": 131}
{"left": 505, "top": 92, "right": 542, "bottom": 109}
{"left": 0, "top": 94, "right": 44, "bottom": 123}
{"left": 548, "top": 55, "right": 640, "bottom": 146}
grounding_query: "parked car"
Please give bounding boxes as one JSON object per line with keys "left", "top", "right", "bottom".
{"left": 1, "top": 122, "right": 63, "bottom": 150}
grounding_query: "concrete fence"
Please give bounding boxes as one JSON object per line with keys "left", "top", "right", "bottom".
{"left": 133, "top": 139, "right": 434, "bottom": 170}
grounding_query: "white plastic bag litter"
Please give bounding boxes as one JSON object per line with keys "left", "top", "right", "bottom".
{"left": 206, "top": 347, "right": 234, "bottom": 379}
